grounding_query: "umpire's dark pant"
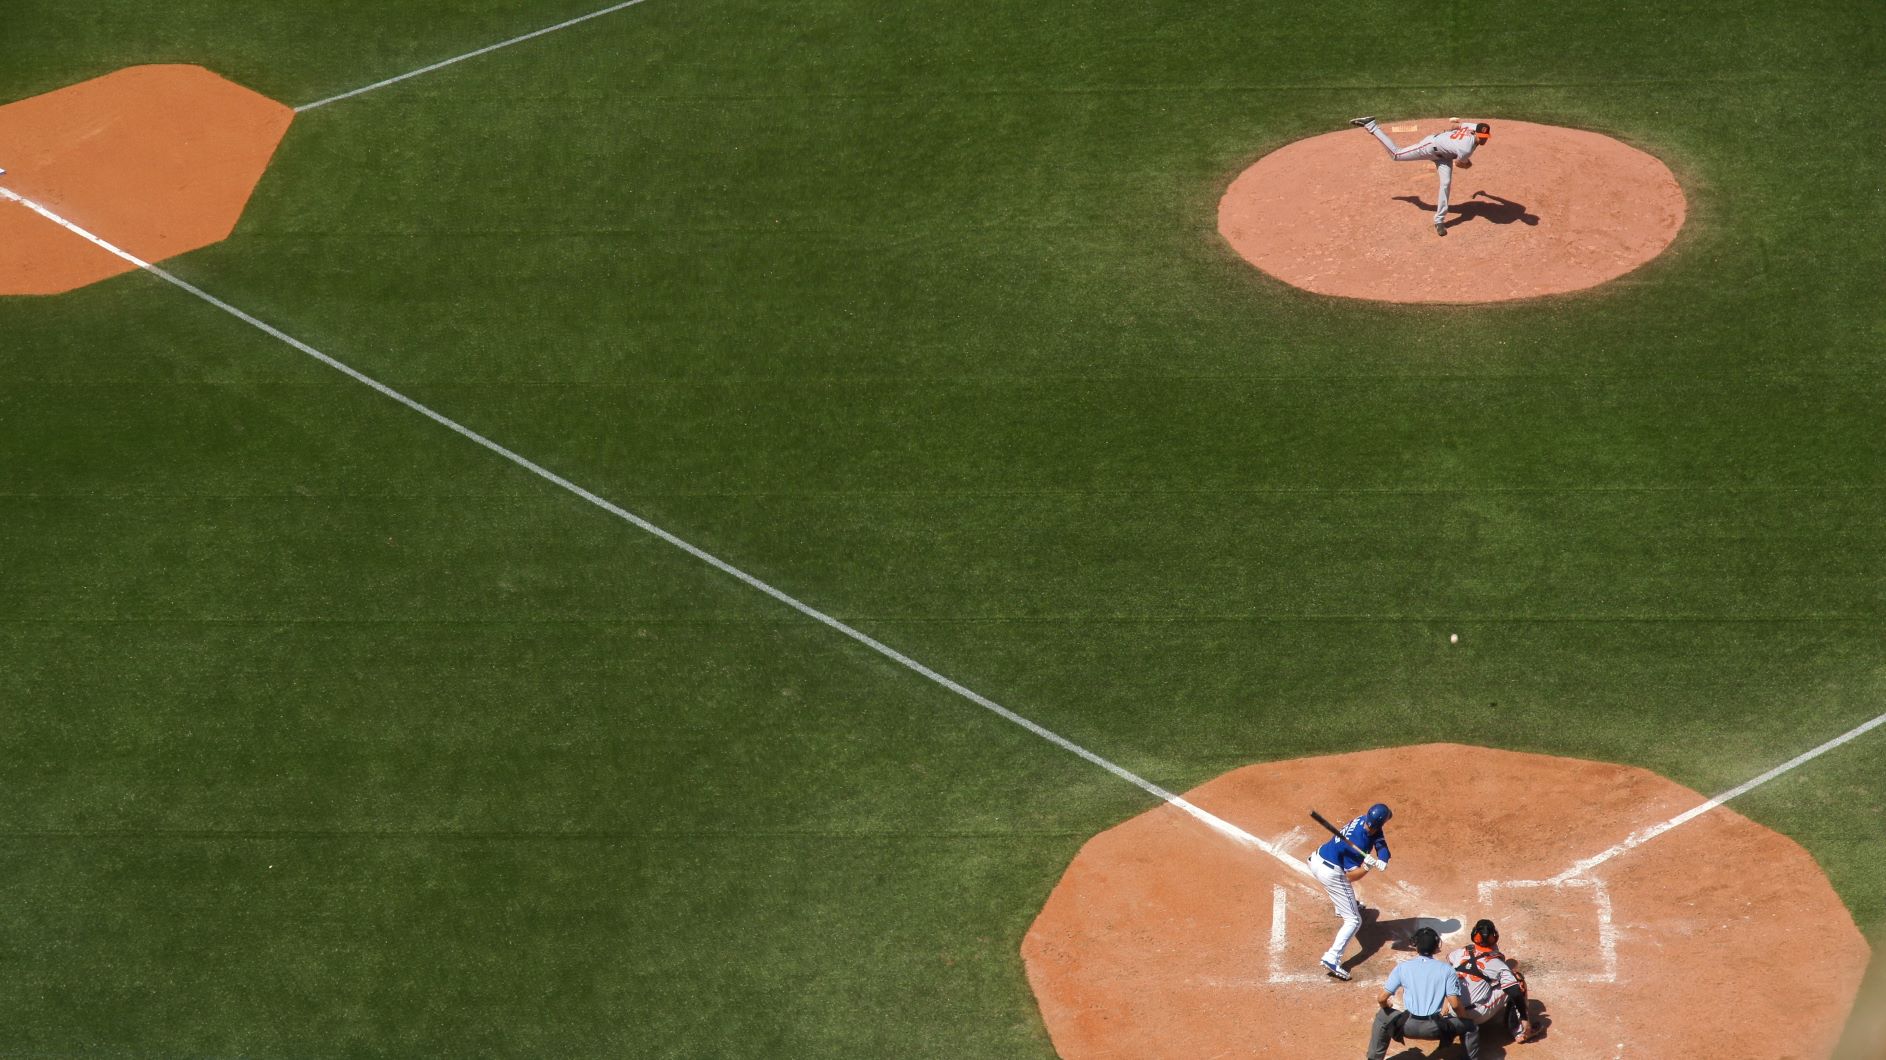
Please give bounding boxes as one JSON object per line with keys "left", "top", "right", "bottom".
{"left": 1364, "top": 1006, "right": 1478, "bottom": 1060}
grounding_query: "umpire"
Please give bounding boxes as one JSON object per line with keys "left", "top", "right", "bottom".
{"left": 1363, "top": 926, "right": 1479, "bottom": 1060}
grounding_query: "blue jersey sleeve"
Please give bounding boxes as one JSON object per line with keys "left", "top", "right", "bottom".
{"left": 1320, "top": 815, "right": 1390, "bottom": 870}
{"left": 1344, "top": 821, "right": 1385, "bottom": 863}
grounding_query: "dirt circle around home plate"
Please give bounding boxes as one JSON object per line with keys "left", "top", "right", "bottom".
{"left": 1021, "top": 744, "right": 1868, "bottom": 1059}
{"left": 1217, "top": 119, "right": 1686, "bottom": 303}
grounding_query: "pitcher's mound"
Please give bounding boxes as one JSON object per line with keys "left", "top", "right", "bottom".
{"left": 1022, "top": 744, "right": 1866, "bottom": 1059}
{"left": 1218, "top": 119, "right": 1685, "bottom": 303}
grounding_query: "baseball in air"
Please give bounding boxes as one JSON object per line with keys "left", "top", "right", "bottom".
{"left": 1449, "top": 633, "right": 1459, "bottom": 644}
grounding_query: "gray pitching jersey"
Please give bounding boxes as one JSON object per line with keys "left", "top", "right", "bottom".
{"left": 1415, "top": 123, "right": 1482, "bottom": 164}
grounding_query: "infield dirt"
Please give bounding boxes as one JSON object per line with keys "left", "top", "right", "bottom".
{"left": 1024, "top": 744, "right": 1866, "bottom": 1058}
{"left": 0, "top": 65, "right": 291, "bottom": 295}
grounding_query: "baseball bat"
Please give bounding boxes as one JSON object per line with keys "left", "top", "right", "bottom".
{"left": 1309, "top": 809, "right": 1386, "bottom": 871}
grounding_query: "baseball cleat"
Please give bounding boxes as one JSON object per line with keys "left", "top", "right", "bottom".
{"left": 1320, "top": 959, "right": 1352, "bottom": 981}
{"left": 1433, "top": 219, "right": 1447, "bottom": 237}
{"left": 1348, "top": 116, "right": 1376, "bottom": 128}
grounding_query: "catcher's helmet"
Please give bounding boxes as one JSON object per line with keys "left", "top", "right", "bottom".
{"left": 1472, "top": 919, "right": 1500, "bottom": 948}
{"left": 1366, "top": 803, "right": 1393, "bottom": 827}
{"left": 1412, "top": 926, "right": 1441, "bottom": 955}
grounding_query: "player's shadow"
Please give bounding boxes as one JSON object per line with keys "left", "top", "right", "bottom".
{"left": 1392, "top": 190, "right": 1540, "bottom": 231}
{"left": 1496, "top": 979, "right": 1553, "bottom": 1053}
{"left": 1344, "top": 910, "right": 1463, "bottom": 969}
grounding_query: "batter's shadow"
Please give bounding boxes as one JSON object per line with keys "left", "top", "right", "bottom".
{"left": 1393, "top": 190, "right": 1540, "bottom": 231}
{"left": 1345, "top": 909, "right": 1463, "bottom": 969}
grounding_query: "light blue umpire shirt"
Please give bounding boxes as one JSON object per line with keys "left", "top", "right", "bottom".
{"left": 1385, "top": 955, "right": 1461, "bottom": 1018}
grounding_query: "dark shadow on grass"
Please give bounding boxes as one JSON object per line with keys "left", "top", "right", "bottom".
{"left": 1393, "top": 190, "right": 1540, "bottom": 231}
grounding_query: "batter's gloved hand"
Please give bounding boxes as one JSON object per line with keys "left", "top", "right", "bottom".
{"left": 1364, "top": 854, "right": 1386, "bottom": 871}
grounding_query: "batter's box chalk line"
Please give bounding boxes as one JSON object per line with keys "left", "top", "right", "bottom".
{"left": 1264, "top": 885, "right": 1459, "bottom": 985}
{"left": 1477, "top": 878, "right": 1618, "bottom": 984}
{"left": 1265, "top": 877, "right": 1616, "bottom": 986}
{"left": 1267, "top": 884, "right": 1332, "bottom": 984}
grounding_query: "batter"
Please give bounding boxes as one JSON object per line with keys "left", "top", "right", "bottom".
{"left": 1350, "top": 116, "right": 1493, "bottom": 236}
{"left": 1306, "top": 802, "right": 1392, "bottom": 980}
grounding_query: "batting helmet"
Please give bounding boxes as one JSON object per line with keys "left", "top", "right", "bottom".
{"left": 1367, "top": 803, "right": 1393, "bottom": 827}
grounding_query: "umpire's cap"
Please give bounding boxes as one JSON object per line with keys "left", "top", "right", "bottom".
{"left": 1366, "top": 803, "right": 1393, "bottom": 828}
{"left": 1412, "top": 927, "right": 1441, "bottom": 956}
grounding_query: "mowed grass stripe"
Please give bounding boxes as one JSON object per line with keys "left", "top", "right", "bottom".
{"left": 295, "top": 0, "right": 655, "bottom": 112}
{"left": 10, "top": 188, "right": 1288, "bottom": 864}
{"left": 3, "top": 0, "right": 1884, "bottom": 1053}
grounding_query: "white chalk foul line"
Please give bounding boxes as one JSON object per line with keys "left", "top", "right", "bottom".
{"left": 1448, "top": 710, "right": 1886, "bottom": 987}
{"left": 296, "top": 0, "right": 652, "bottom": 112}
{"left": 0, "top": 185, "right": 1309, "bottom": 878}
{"left": 1550, "top": 707, "right": 1886, "bottom": 884}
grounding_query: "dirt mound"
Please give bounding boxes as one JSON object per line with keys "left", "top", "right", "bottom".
{"left": 1218, "top": 119, "right": 1685, "bottom": 303}
{"left": 1023, "top": 744, "right": 1866, "bottom": 1058}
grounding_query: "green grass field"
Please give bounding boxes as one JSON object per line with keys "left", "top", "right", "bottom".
{"left": 3, "top": 0, "right": 1884, "bottom": 1053}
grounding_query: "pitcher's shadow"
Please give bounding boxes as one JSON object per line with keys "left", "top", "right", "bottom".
{"left": 1393, "top": 190, "right": 1540, "bottom": 231}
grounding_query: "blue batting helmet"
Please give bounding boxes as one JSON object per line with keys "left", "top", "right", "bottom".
{"left": 1367, "top": 803, "right": 1393, "bottom": 827}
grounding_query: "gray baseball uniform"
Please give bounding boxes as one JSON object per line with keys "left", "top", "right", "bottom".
{"left": 1360, "top": 120, "right": 1482, "bottom": 224}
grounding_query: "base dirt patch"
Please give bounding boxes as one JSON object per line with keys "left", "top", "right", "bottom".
{"left": 1023, "top": 744, "right": 1866, "bottom": 1059}
{"left": 1218, "top": 119, "right": 1685, "bottom": 303}
{"left": 0, "top": 65, "right": 292, "bottom": 295}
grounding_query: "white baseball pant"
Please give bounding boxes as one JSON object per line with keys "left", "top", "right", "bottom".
{"left": 1308, "top": 854, "right": 1362, "bottom": 965}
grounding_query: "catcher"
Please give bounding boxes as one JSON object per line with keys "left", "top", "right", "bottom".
{"left": 1447, "top": 919, "right": 1536, "bottom": 1043}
